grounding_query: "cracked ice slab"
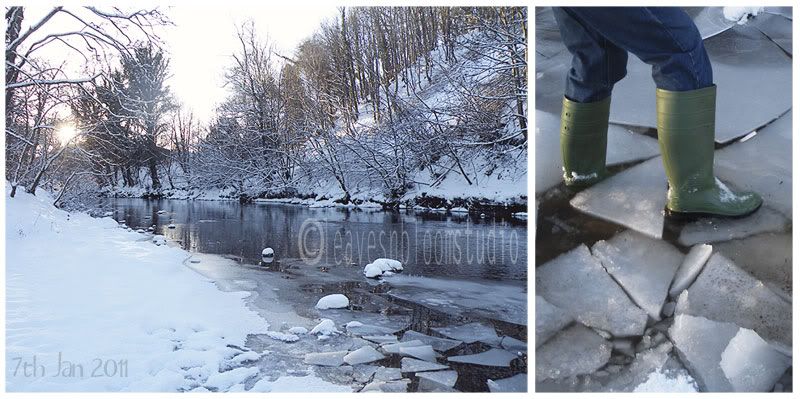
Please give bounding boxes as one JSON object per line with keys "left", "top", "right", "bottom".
{"left": 669, "top": 244, "right": 713, "bottom": 299}
{"left": 714, "top": 113, "right": 792, "bottom": 218}
{"left": 684, "top": 7, "right": 737, "bottom": 39}
{"left": 303, "top": 351, "right": 349, "bottom": 367}
{"left": 675, "top": 253, "right": 792, "bottom": 354}
{"left": 609, "top": 25, "right": 792, "bottom": 144}
{"left": 535, "top": 110, "right": 661, "bottom": 195}
{"left": 677, "top": 206, "right": 790, "bottom": 246}
{"left": 431, "top": 322, "right": 500, "bottom": 346}
{"left": 536, "top": 244, "right": 648, "bottom": 337}
{"left": 401, "top": 330, "right": 462, "bottom": 352}
{"left": 535, "top": 296, "right": 573, "bottom": 347}
{"left": 416, "top": 370, "right": 458, "bottom": 388}
{"left": 714, "top": 233, "right": 792, "bottom": 301}
{"left": 669, "top": 314, "right": 740, "bottom": 392}
{"left": 571, "top": 156, "right": 667, "bottom": 239}
{"left": 751, "top": 12, "right": 792, "bottom": 55}
{"left": 487, "top": 373, "right": 527, "bottom": 393}
{"left": 719, "top": 328, "right": 792, "bottom": 392}
{"left": 447, "top": 348, "right": 518, "bottom": 368}
{"left": 400, "top": 358, "right": 449, "bottom": 373}
{"left": 399, "top": 345, "right": 437, "bottom": 363}
{"left": 343, "top": 346, "right": 385, "bottom": 365}
{"left": 536, "top": 324, "right": 612, "bottom": 382}
{"left": 591, "top": 230, "right": 684, "bottom": 320}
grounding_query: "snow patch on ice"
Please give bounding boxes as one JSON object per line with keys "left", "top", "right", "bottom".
{"left": 314, "top": 294, "right": 349, "bottom": 310}
{"left": 633, "top": 370, "right": 698, "bottom": 392}
{"left": 723, "top": 7, "right": 764, "bottom": 24}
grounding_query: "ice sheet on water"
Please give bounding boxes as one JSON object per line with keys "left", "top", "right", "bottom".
{"left": 346, "top": 323, "right": 398, "bottom": 336}
{"left": 669, "top": 244, "right": 713, "bottom": 299}
{"left": 401, "top": 330, "right": 462, "bottom": 352}
{"left": 536, "top": 296, "right": 573, "bottom": 347}
{"left": 609, "top": 25, "right": 792, "bottom": 143}
{"left": 399, "top": 345, "right": 438, "bottom": 362}
{"left": 714, "top": 113, "right": 792, "bottom": 218}
{"left": 535, "top": 110, "right": 660, "bottom": 195}
{"left": 719, "top": 328, "right": 791, "bottom": 392}
{"left": 677, "top": 206, "right": 789, "bottom": 246}
{"left": 264, "top": 331, "right": 300, "bottom": 343}
{"left": 536, "top": 244, "right": 648, "bottom": 337}
{"left": 384, "top": 275, "right": 527, "bottom": 325}
{"left": 751, "top": 13, "right": 792, "bottom": 54}
{"left": 675, "top": 253, "right": 792, "bottom": 354}
{"left": 361, "top": 378, "right": 409, "bottom": 392}
{"left": 417, "top": 370, "right": 458, "bottom": 388}
{"left": 362, "top": 334, "right": 398, "bottom": 344}
{"left": 668, "top": 314, "right": 739, "bottom": 391}
{"left": 536, "top": 324, "right": 612, "bottom": 382}
{"left": 684, "top": 7, "right": 737, "bottom": 39}
{"left": 343, "top": 346, "right": 385, "bottom": 365}
{"left": 352, "top": 365, "right": 378, "bottom": 383}
{"left": 500, "top": 336, "right": 528, "bottom": 354}
{"left": 714, "top": 233, "right": 792, "bottom": 301}
{"left": 303, "top": 351, "right": 349, "bottom": 367}
{"left": 381, "top": 340, "right": 425, "bottom": 354}
{"left": 400, "top": 357, "right": 449, "bottom": 373}
{"left": 373, "top": 366, "right": 402, "bottom": 381}
{"left": 487, "top": 373, "right": 527, "bottom": 393}
{"left": 431, "top": 322, "right": 500, "bottom": 346}
{"left": 591, "top": 230, "right": 683, "bottom": 320}
{"left": 448, "top": 348, "right": 518, "bottom": 368}
{"left": 570, "top": 157, "right": 667, "bottom": 239}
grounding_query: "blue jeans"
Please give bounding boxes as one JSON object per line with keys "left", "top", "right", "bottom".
{"left": 553, "top": 7, "right": 713, "bottom": 103}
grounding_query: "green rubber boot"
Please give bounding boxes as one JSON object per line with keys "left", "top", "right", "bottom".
{"left": 560, "top": 96, "right": 611, "bottom": 188}
{"left": 656, "top": 85, "right": 762, "bottom": 218}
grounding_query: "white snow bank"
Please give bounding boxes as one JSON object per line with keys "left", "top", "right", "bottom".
{"left": 249, "top": 371, "right": 353, "bottom": 392}
{"left": 723, "top": 7, "right": 763, "bottom": 24}
{"left": 5, "top": 184, "right": 269, "bottom": 392}
{"left": 314, "top": 294, "right": 350, "bottom": 310}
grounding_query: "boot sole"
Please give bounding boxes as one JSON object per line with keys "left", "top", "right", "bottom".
{"left": 664, "top": 201, "right": 762, "bottom": 221}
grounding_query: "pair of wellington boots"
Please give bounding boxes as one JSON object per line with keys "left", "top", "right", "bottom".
{"left": 560, "top": 85, "right": 761, "bottom": 218}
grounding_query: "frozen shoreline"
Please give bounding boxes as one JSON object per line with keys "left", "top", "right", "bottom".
{"left": 5, "top": 184, "right": 351, "bottom": 392}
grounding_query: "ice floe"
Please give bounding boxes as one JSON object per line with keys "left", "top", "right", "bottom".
{"left": 303, "top": 351, "right": 348, "bottom": 367}
{"left": 343, "top": 346, "right": 385, "bottom": 365}
{"left": 448, "top": 348, "right": 518, "bottom": 367}
{"left": 591, "top": 230, "right": 683, "bottom": 320}
{"left": 400, "top": 357, "right": 449, "bottom": 373}
{"left": 536, "top": 244, "right": 648, "bottom": 337}
{"left": 417, "top": 370, "right": 458, "bottom": 388}
{"left": 669, "top": 244, "right": 713, "bottom": 298}
{"left": 536, "top": 324, "right": 612, "bottom": 381}
{"left": 431, "top": 322, "right": 500, "bottom": 346}
{"left": 487, "top": 373, "right": 527, "bottom": 392}
{"left": 535, "top": 295, "right": 573, "bottom": 347}
{"left": 401, "top": 330, "right": 462, "bottom": 352}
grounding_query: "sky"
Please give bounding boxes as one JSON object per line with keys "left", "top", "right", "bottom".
{"left": 17, "top": 5, "right": 339, "bottom": 127}
{"left": 164, "top": 5, "right": 339, "bottom": 124}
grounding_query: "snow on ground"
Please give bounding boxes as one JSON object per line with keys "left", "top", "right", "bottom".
{"left": 3, "top": 184, "right": 338, "bottom": 392}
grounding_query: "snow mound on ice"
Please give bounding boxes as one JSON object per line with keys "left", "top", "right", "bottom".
{"left": 309, "top": 318, "right": 340, "bottom": 336}
{"left": 723, "top": 7, "right": 763, "bottom": 24}
{"left": 315, "top": 294, "right": 349, "bottom": 309}
{"left": 363, "top": 258, "right": 403, "bottom": 278}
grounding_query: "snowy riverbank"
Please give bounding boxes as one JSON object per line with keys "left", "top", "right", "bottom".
{"left": 5, "top": 185, "right": 349, "bottom": 392}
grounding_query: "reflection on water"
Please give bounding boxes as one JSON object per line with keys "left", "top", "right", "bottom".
{"left": 101, "top": 199, "right": 528, "bottom": 282}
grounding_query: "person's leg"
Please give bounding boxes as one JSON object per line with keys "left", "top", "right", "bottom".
{"left": 559, "top": 7, "right": 712, "bottom": 91}
{"left": 560, "top": 7, "right": 760, "bottom": 217}
{"left": 553, "top": 7, "right": 628, "bottom": 103}
{"left": 552, "top": 7, "right": 628, "bottom": 188}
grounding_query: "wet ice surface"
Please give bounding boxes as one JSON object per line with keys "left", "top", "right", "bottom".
{"left": 535, "top": 110, "right": 661, "bottom": 195}
{"left": 669, "top": 314, "right": 740, "bottom": 391}
{"left": 570, "top": 157, "right": 667, "bottom": 239}
{"left": 536, "top": 245, "right": 648, "bottom": 337}
{"left": 591, "top": 230, "right": 683, "bottom": 320}
{"left": 719, "top": 328, "right": 791, "bottom": 392}
{"left": 610, "top": 25, "right": 792, "bottom": 143}
{"left": 714, "top": 233, "right": 792, "bottom": 300}
{"left": 675, "top": 253, "right": 792, "bottom": 355}
{"left": 751, "top": 12, "right": 793, "bottom": 55}
{"left": 536, "top": 324, "right": 612, "bottom": 381}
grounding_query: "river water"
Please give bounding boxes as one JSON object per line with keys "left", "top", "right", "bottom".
{"left": 101, "top": 198, "right": 527, "bottom": 282}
